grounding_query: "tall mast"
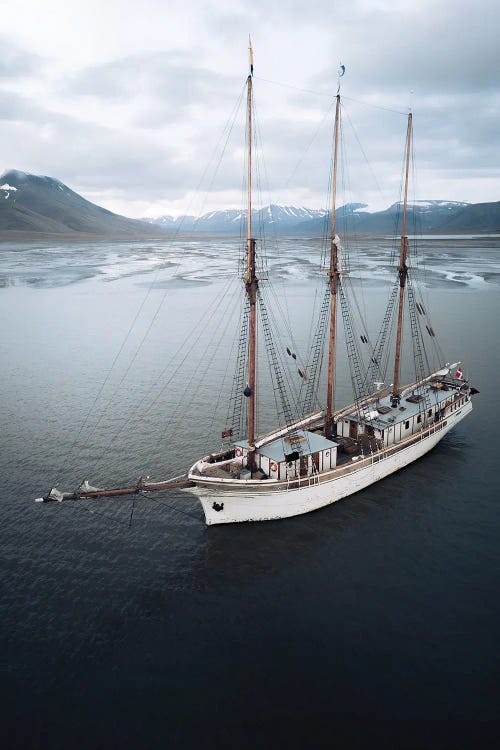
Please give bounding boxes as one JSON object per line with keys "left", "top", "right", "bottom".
{"left": 245, "top": 39, "right": 258, "bottom": 471}
{"left": 325, "top": 94, "right": 341, "bottom": 439}
{"left": 392, "top": 112, "right": 412, "bottom": 404}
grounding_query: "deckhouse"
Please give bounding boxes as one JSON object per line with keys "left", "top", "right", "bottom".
{"left": 337, "top": 378, "right": 471, "bottom": 448}
{"left": 234, "top": 430, "right": 339, "bottom": 480}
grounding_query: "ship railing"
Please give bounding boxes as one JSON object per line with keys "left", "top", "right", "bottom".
{"left": 285, "top": 469, "right": 320, "bottom": 493}
{"left": 369, "top": 445, "right": 387, "bottom": 465}
{"left": 284, "top": 417, "right": 451, "bottom": 491}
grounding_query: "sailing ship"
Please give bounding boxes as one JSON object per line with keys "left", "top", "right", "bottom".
{"left": 38, "top": 48, "right": 478, "bottom": 524}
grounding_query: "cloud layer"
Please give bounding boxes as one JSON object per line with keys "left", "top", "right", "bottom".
{"left": 1, "top": 0, "right": 498, "bottom": 218}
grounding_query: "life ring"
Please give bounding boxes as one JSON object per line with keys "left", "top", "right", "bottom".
{"left": 235, "top": 447, "right": 243, "bottom": 457}
{"left": 270, "top": 461, "right": 278, "bottom": 472}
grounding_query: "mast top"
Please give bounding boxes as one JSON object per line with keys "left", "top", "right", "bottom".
{"left": 248, "top": 36, "right": 254, "bottom": 77}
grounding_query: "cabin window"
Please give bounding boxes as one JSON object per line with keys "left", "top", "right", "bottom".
{"left": 405, "top": 420, "right": 409, "bottom": 429}
{"left": 417, "top": 415, "right": 422, "bottom": 423}
{"left": 428, "top": 409, "right": 432, "bottom": 417}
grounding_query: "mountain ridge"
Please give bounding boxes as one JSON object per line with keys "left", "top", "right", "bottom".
{"left": 1, "top": 170, "right": 498, "bottom": 237}
{"left": 0, "top": 170, "right": 165, "bottom": 237}
{"left": 144, "top": 199, "right": 500, "bottom": 234}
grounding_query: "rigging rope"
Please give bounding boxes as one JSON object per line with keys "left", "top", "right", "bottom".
{"left": 147, "top": 495, "right": 204, "bottom": 524}
{"left": 155, "top": 280, "right": 243, "bottom": 450}
{"left": 301, "top": 280, "right": 330, "bottom": 414}
{"left": 258, "top": 288, "right": 300, "bottom": 431}
{"left": 226, "top": 298, "right": 250, "bottom": 440}
{"left": 254, "top": 76, "right": 408, "bottom": 116}
{"left": 89, "top": 274, "right": 240, "bottom": 478}
{"left": 54, "top": 83, "right": 248, "bottom": 485}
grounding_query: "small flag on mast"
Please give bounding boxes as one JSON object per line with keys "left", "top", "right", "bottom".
{"left": 337, "top": 62, "right": 346, "bottom": 94}
{"left": 455, "top": 366, "right": 463, "bottom": 380}
{"left": 249, "top": 36, "right": 254, "bottom": 75}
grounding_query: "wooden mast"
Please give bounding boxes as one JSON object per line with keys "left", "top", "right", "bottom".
{"left": 245, "top": 39, "right": 258, "bottom": 471}
{"left": 325, "top": 94, "right": 341, "bottom": 439}
{"left": 392, "top": 112, "right": 412, "bottom": 404}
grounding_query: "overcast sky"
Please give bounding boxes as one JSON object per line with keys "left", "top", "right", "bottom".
{"left": 0, "top": 0, "right": 498, "bottom": 218}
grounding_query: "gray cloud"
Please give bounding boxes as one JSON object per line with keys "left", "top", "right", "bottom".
{"left": 0, "top": 0, "right": 498, "bottom": 216}
{"left": 0, "top": 36, "right": 42, "bottom": 79}
{"left": 0, "top": 90, "right": 41, "bottom": 120}
{"left": 64, "top": 51, "right": 239, "bottom": 122}
{"left": 306, "top": 0, "right": 499, "bottom": 96}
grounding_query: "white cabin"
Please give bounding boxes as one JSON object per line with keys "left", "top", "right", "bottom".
{"left": 234, "top": 430, "right": 339, "bottom": 480}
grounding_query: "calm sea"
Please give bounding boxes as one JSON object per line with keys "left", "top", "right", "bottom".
{"left": 0, "top": 235, "right": 498, "bottom": 748}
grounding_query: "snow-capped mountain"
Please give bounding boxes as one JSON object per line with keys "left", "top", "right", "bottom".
{"left": 387, "top": 200, "right": 470, "bottom": 212}
{"left": 359, "top": 199, "right": 474, "bottom": 233}
{"left": 145, "top": 205, "right": 329, "bottom": 234}
{"left": 293, "top": 199, "right": 500, "bottom": 235}
{"left": 256, "top": 205, "right": 328, "bottom": 226}
{"left": 140, "top": 197, "right": 500, "bottom": 235}
{"left": 1, "top": 170, "right": 498, "bottom": 237}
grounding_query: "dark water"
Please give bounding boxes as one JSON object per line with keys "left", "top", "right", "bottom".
{"left": 0, "top": 236, "right": 499, "bottom": 748}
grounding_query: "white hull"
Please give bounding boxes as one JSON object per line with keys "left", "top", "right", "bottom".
{"left": 188, "top": 404, "right": 471, "bottom": 525}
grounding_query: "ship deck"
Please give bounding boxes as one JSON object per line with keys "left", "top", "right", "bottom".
{"left": 190, "top": 371, "right": 472, "bottom": 491}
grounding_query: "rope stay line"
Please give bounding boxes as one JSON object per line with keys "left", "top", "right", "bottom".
{"left": 260, "top": 284, "right": 303, "bottom": 406}
{"left": 87, "top": 92, "right": 248, "bottom": 445}
{"left": 337, "top": 281, "right": 369, "bottom": 408}
{"left": 53, "top": 82, "right": 248, "bottom": 486}
{"left": 258, "top": 288, "right": 300, "bottom": 436}
{"left": 301, "top": 280, "right": 330, "bottom": 415}
{"left": 156, "top": 280, "right": 243, "bottom": 449}
{"left": 225, "top": 297, "right": 250, "bottom": 442}
{"left": 254, "top": 75, "right": 408, "bottom": 116}
{"left": 88, "top": 273, "right": 240, "bottom": 478}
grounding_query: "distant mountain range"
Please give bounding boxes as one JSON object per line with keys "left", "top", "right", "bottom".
{"left": 143, "top": 205, "right": 330, "bottom": 234}
{"left": 1, "top": 170, "right": 498, "bottom": 237}
{"left": 145, "top": 200, "right": 500, "bottom": 234}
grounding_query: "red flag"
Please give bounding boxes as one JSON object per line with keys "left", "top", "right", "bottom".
{"left": 455, "top": 367, "right": 463, "bottom": 379}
